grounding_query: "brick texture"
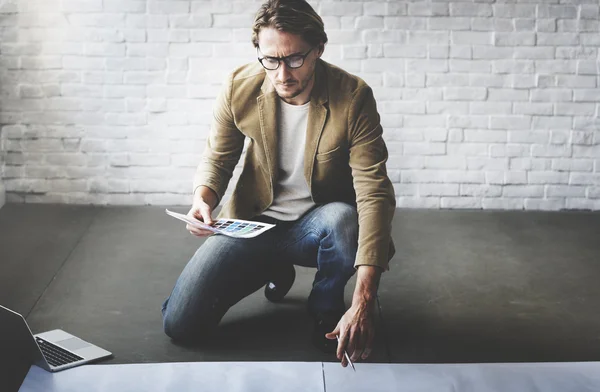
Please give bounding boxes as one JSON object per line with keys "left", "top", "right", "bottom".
{"left": 0, "top": 0, "right": 599, "bottom": 210}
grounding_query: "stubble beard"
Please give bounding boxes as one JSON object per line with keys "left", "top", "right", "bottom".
{"left": 276, "top": 67, "right": 315, "bottom": 100}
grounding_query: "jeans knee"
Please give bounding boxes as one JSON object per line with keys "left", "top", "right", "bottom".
{"left": 327, "top": 202, "right": 357, "bottom": 221}
{"left": 162, "top": 303, "right": 218, "bottom": 343}
{"left": 323, "top": 202, "right": 358, "bottom": 241}
{"left": 313, "top": 203, "right": 358, "bottom": 277}
{"left": 163, "top": 311, "right": 190, "bottom": 342}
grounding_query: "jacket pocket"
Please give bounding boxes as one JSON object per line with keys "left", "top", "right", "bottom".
{"left": 315, "top": 146, "right": 342, "bottom": 162}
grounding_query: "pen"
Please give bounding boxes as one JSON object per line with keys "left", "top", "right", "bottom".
{"left": 336, "top": 335, "right": 356, "bottom": 371}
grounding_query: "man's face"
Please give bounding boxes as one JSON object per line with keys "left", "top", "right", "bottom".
{"left": 257, "top": 27, "right": 322, "bottom": 104}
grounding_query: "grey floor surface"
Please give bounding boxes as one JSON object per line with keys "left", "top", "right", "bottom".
{"left": 1, "top": 204, "right": 600, "bottom": 390}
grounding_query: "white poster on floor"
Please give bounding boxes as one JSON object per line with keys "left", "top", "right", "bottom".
{"left": 19, "top": 361, "right": 324, "bottom": 392}
{"left": 323, "top": 361, "right": 600, "bottom": 392}
{"left": 19, "top": 361, "right": 600, "bottom": 392}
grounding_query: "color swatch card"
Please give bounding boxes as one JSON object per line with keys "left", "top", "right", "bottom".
{"left": 165, "top": 209, "right": 275, "bottom": 239}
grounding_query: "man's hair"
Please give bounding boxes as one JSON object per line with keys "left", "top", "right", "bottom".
{"left": 251, "top": 0, "right": 328, "bottom": 48}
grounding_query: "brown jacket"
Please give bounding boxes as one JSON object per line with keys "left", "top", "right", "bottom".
{"left": 194, "top": 59, "right": 396, "bottom": 270}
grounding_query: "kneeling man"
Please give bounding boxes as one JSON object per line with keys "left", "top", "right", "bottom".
{"left": 162, "top": 0, "right": 396, "bottom": 367}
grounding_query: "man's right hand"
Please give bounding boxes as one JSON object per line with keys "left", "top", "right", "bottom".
{"left": 187, "top": 186, "right": 218, "bottom": 237}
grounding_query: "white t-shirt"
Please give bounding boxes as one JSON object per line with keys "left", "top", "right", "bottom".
{"left": 262, "top": 99, "right": 316, "bottom": 221}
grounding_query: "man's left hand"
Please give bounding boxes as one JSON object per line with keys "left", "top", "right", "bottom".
{"left": 324, "top": 265, "right": 382, "bottom": 366}
{"left": 325, "top": 298, "right": 376, "bottom": 366}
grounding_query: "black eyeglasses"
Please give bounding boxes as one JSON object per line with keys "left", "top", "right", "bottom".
{"left": 257, "top": 47, "right": 314, "bottom": 70}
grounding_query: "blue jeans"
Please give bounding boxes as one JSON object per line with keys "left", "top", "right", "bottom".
{"left": 162, "top": 202, "right": 358, "bottom": 342}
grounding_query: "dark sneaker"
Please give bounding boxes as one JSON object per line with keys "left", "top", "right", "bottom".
{"left": 264, "top": 262, "right": 296, "bottom": 303}
{"left": 311, "top": 312, "right": 343, "bottom": 354}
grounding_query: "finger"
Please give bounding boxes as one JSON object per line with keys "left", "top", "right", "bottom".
{"left": 325, "top": 323, "right": 340, "bottom": 340}
{"left": 188, "top": 207, "right": 211, "bottom": 225}
{"left": 190, "top": 230, "right": 213, "bottom": 237}
{"left": 338, "top": 336, "right": 348, "bottom": 368}
{"left": 362, "top": 326, "right": 375, "bottom": 360}
{"left": 189, "top": 208, "right": 201, "bottom": 219}
{"left": 336, "top": 329, "right": 349, "bottom": 361}
{"left": 346, "top": 326, "right": 358, "bottom": 361}
{"left": 199, "top": 205, "right": 213, "bottom": 225}
{"left": 186, "top": 224, "right": 203, "bottom": 233}
{"left": 351, "top": 328, "right": 367, "bottom": 362}
{"left": 186, "top": 225, "right": 213, "bottom": 237}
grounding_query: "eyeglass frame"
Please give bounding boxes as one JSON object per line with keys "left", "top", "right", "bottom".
{"left": 256, "top": 47, "right": 315, "bottom": 71}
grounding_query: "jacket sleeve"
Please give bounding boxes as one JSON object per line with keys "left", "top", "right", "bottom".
{"left": 193, "top": 72, "right": 245, "bottom": 205}
{"left": 348, "top": 83, "right": 396, "bottom": 270}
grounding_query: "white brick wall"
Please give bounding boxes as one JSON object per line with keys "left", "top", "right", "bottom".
{"left": 0, "top": 0, "right": 599, "bottom": 210}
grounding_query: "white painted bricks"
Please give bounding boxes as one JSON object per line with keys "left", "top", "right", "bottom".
{"left": 0, "top": 0, "right": 599, "bottom": 210}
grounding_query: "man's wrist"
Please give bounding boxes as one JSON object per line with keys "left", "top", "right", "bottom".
{"left": 352, "top": 265, "right": 382, "bottom": 306}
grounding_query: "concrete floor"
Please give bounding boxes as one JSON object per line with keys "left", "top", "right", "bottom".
{"left": 1, "top": 204, "right": 600, "bottom": 390}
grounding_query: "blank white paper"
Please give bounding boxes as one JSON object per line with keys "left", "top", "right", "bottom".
{"left": 323, "top": 361, "right": 600, "bottom": 392}
{"left": 19, "top": 361, "right": 323, "bottom": 392}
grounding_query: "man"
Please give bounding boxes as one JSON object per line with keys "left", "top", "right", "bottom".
{"left": 162, "top": 0, "right": 395, "bottom": 367}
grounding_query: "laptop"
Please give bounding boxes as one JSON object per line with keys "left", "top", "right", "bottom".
{"left": 0, "top": 305, "right": 112, "bottom": 372}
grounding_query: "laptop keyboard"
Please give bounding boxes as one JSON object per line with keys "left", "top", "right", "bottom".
{"left": 36, "top": 337, "right": 83, "bottom": 367}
